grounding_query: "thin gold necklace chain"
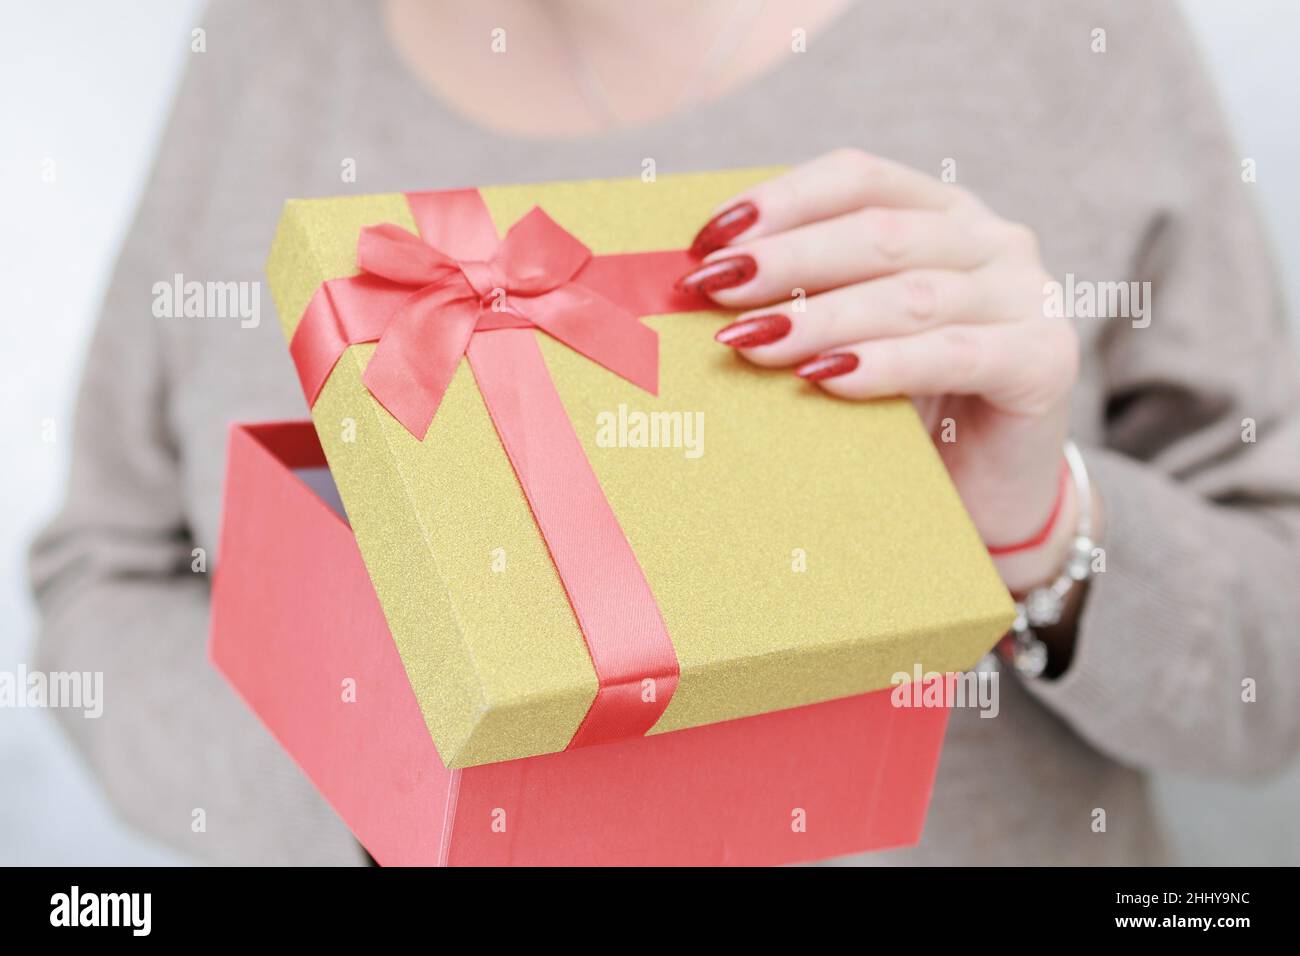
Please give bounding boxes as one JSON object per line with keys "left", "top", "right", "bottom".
{"left": 554, "top": 0, "right": 768, "bottom": 129}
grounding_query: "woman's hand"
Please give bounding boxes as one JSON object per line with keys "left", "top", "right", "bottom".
{"left": 678, "top": 149, "right": 1088, "bottom": 594}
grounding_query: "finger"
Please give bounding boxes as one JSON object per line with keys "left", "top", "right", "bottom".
{"left": 796, "top": 319, "right": 1078, "bottom": 416}
{"left": 678, "top": 207, "right": 997, "bottom": 308}
{"left": 690, "top": 149, "right": 977, "bottom": 256}
{"left": 718, "top": 269, "right": 999, "bottom": 367}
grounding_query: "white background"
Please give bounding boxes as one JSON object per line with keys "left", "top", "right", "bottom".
{"left": 1, "top": 1, "right": 1298, "bottom": 866}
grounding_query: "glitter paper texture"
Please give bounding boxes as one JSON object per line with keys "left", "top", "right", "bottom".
{"left": 266, "top": 168, "right": 1015, "bottom": 768}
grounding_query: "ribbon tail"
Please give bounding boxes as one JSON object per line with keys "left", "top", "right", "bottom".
{"left": 523, "top": 284, "right": 660, "bottom": 395}
{"left": 362, "top": 287, "right": 480, "bottom": 439}
{"left": 467, "top": 328, "right": 679, "bottom": 746}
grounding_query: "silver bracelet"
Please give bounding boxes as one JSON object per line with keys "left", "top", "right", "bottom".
{"left": 1000, "top": 440, "right": 1095, "bottom": 679}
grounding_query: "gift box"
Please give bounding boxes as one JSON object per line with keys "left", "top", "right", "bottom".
{"left": 253, "top": 167, "right": 1015, "bottom": 771}
{"left": 209, "top": 422, "right": 953, "bottom": 865}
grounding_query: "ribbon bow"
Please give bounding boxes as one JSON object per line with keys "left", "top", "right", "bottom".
{"left": 355, "top": 202, "right": 658, "bottom": 439}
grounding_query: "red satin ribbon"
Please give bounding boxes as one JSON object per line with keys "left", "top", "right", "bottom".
{"left": 290, "top": 189, "right": 703, "bottom": 749}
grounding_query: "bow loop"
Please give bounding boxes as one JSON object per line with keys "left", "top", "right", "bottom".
{"left": 357, "top": 222, "right": 460, "bottom": 288}
{"left": 491, "top": 207, "right": 593, "bottom": 295}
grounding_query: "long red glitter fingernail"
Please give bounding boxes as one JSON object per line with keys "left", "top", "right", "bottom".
{"left": 674, "top": 255, "right": 758, "bottom": 296}
{"left": 715, "top": 314, "right": 792, "bottom": 348}
{"left": 796, "top": 353, "right": 860, "bottom": 381}
{"left": 689, "top": 201, "right": 759, "bottom": 258}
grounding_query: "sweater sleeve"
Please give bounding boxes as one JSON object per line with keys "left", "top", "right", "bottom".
{"left": 27, "top": 0, "right": 365, "bottom": 865}
{"left": 1022, "top": 3, "right": 1300, "bottom": 777}
{"left": 29, "top": 314, "right": 364, "bottom": 866}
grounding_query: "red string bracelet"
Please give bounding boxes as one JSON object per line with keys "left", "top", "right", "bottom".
{"left": 986, "top": 461, "right": 1071, "bottom": 557}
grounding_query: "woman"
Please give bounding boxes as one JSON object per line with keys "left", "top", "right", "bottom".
{"left": 31, "top": 0, "right": 1300, "bottom": 865}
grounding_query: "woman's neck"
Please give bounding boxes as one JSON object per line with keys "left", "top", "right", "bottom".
{"left": 383, "top": 0, "right": 852, "bottom": 138}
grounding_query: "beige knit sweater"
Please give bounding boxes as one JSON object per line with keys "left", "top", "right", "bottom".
{"left": 30, "top": 0, "right": 1300, "bottom": 865}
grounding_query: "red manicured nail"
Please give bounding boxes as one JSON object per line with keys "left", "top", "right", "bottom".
{"left": 674, "top": 255, "right": 758, "bottom": 296}
{"left": 715, "top": 313, "right": 792, "bottom": 348}
{"left": 796, "top": 353, "right": 860, "bottom": 381}
{"left": 690, "top": 201, "right": 759, "bottom": 258}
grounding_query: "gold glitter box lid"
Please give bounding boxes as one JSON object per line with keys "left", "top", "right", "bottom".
{"left": 266, "top": 167, "right": 1015, "bottom": 769}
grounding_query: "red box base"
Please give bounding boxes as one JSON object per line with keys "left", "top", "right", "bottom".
{"left": 209, "top": 422, "right": 949, "bottom": 866}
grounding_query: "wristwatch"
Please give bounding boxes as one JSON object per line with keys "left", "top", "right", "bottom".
{"left": 1000, "top": 440, "right": 1095, "bottom": 679}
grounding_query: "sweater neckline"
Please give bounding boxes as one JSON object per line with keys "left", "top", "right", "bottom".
{"left": 359, "top": 0, "right": 867, "bottom": 150}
